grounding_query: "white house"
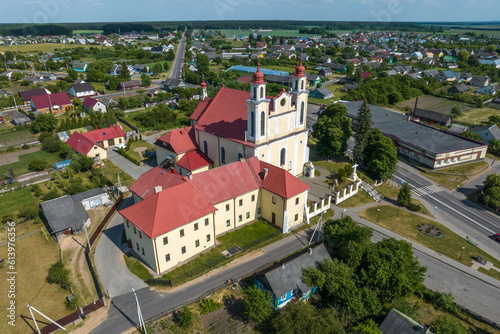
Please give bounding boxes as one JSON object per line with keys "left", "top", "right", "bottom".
{"left": 82, "top": 97, "right": 107, "bottom": 113}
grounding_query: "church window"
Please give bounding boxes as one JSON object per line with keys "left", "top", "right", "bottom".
{"left": 300, "top": 102, "right": 305, "bottom": 125}
{"left": 280, "top": 148, "right": 286, "bottom": 166}
{"left": 253, "top": 86, "right": 257, "bottom": 99}
{"left": 260, "top": 86, "right": 264, "bottom": 99}
{"left": 220, "top": 147, "right": 226, "bottom": 164}
{"left": 301, "top": 80, "right": 304, "bottom": 90}
{"left": 203, "top": 140, "right": 208, "bottom": 154}
{"left": 237, "top": 152, "right": 243, "bottom": 160}
{"left": 250, "top": 111, "right": 255, "bottom": 137}
{"left": 260, "top": 111, "right": 265, "bottom": 137}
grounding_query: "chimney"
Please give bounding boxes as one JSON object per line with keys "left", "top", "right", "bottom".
{"left": 263, "top": 168, "right": 269, "bottom": 180}
{"left": 187, "top": 172, "right": 193, "bottom": 180}
{"left": 308, "top": 247, "right": 313, "bottom": 255}
{"left": 154, "top": 186, "right": 162, "bottom": 193}
{"left": 413, "top": 96, "right": 419, "bottom": 114}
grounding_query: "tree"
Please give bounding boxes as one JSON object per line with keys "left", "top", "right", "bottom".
{"left": 313, "top": 103, "right": 353, "bottom": 157}
{"left": 397, "top": 182, "right": 412, "bottom": 207}
{"left": 483, "top": 173, "right": 500, "bottom": 208}
{"left": 242, "top": 285, "right": 273, "bottom": 323}
{"left": 31, "top": 113, "right": 58, "bottom": 133}
{"left": 67, "top": 68, "right": 78, "bottom": 82}
{"left": 152, "top": 63, "right": 163, "bottom": 75}
{"left": 163, "top": 62, "right": 170, "bottom": 71}
{"left": 349, "top": 319, "right": 382, "bottom": 334}
{"left": 140, "top": 73, "right": 151, "bottom": 87}
{"left": 431, "top": 314, "right": 468, "bottom": 334}
{"left": 364, "top": 128, "right": 398, "bottom": 180}
{"left": 28, "top": 158, "right": 48, "bottom": 171}
{"left": 107, "top": 76, "right": 120, "bottom": 91}
{"left": 176, "top": 306, "right": 194, "bottom": 328}
{"left": 451, "top": 106, "right": 462, "bottom": 117}
{"left": 272, "top": 303, "right": 344, "bottom": 334}
{"left": 47, "top": 260, "right": 71, "bottom": 290}
{"left": 355, "top": 68, "right": 363, "bottom": 84}
{"left": 353, "top": 100, "right": 372, "bottom": 165}
{"left": 486, "top": 44, "right": 497, "bottom": 53}
{"left": 119, "top": 61, "right": 131, "bottom": 81}
{"left": 70, "top": 155, "right": 95, "bottom": 172}
{"left": 42, "top": 188, "right": 61, "bottom": 201}
{"left": 475, "top": 95, "right": 484, "bottom": 108}
{"left": 457, "top": 50, "right": 469, "bottom": 62}
{"left": 461, "top": 131, "right": 481, "bottom": 141}
{"left": 11, "top": 71, "right": 23, "bottom": 81}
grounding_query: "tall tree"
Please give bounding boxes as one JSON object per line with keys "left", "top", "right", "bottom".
{"left": 313, "top": 103, "right": 353, "bottom": 157}
{"left": 364, "top": 128, "right": 398, "bottom": 180}
{"left": 242, "top": 285, "right": 272, "bottom": 323}
{"left": 272, "top": 303, "right": 344, "bottom": 334}
{"left": 140, "top": 73, "right": 151, "bottom": 87}
{"left": 119, "top": 60, "right": 131, "bottom": 81}
{"left": 352, "top": 100, "right": 372, "bottom": 165}
{"left": 483, "top": 173, "right": 500, "bottom": 208}
{"left": 397, "top": 182, "right": 412, "bottom": 207}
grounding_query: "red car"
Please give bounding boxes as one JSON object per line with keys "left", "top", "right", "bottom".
{"left": 494, "top": 233, "right": 500, "bottom": 242}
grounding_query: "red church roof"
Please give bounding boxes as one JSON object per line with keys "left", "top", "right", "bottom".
{"left": 192, "top": 87, "right": 253, "bottom": 146}
{"left": 30, "top": 92, "right": 71, "bottom": 110}
{"left": 155, "top": 127, "right": 197, "bottom": 154}
{"left": 176, "top": 149, "right": 213, "bottom": 171}
{"left": 129, "top": 166, "right": 186, "bottom": 200}
{"left": 119, "top": 182, "right": 216, "bottom": 239}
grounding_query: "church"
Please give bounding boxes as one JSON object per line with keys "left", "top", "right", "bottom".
{"left": 155, "top": 60, "right": 311, "bottom": 177}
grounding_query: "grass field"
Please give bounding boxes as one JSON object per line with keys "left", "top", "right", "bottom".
{"left": 219, "top": 29, "right": 310, "bottom": 38}
{"left": 398, "top": 95, "right": 473, "bottom": 115}
{"left": 0, "top": 43, "right": 85, "bottom": 53}
{"left": 124, "top": 254, "right": 153, "bottom": 281}
{"left": 454, "top": 107, "right": 500, "bottom": 127}
{"left": 73, "top": 30, "right": 103, "bottom": 35}
{"left": 102, "top": 159, "right": 135, "bottom": 187}
{"left": 358, "top": 205, "right": 500, "bottom": 281}
{"left": 0, "top": 127, "right": 37, "bottom": 147}
{"left": 127, "top": 139, "right": 155, "bottom": 162}
{"left": 309, "top": 84, "right": 347, "bottom": 104}
{"left": 0, "top": 150, "right": 61, "bottom": 178}
{"left": 0, "top": 231, "right": 72, "bottom": 334}
{"left": 0, "top": 187, "right": 38, "bottom": 219}
{"left": 445, "top": 29, "right": 500, "bottom": 37}
{"left": 420, "top": 161, "right": 489, "bottom": 190}
{"left": 337, "top": 190, "right": 374, "bottom": 208}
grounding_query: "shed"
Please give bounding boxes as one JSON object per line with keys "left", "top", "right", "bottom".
{"left": 413, "top": 108, "right": 452, "bottom": 126}
{"left": 308, "top": 87, "right": 333, "bottom": 99}
{"left": 54, "top": 159, "right": 73, "bottom": 170}
{"left": 379, "top": 309, "right": 431, "bottom": 334}
{"left": 72, "top": 188, "right": 111, "bottom": 210}
{"left": 41, "top": 196, "right": 90, "bottom": 237}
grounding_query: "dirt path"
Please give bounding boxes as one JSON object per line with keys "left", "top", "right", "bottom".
{"left": 134, "top": 146, "right": 148, "bottom": 166}
{"left": 0, "top": 146, "right": 41, "bottom": 166}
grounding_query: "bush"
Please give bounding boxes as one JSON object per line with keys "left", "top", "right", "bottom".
{"left": 344, "top": 164, "right": 354, "bottom": 176}
{"left": 176, "top": 306, "right": 194, "bottom": 328}
{"left": 42, "top": 188, "right": 61, "bottom": 201}
{"left": 31, "top": 184, "right": 43, "bottom": 197}
{"left": 22, "top": 144, "right": 30, "bottom": 150}
{"left": 407, "top": 202, "right": 422, "bottom": 211}
{"left": 47, "top": 260, "right": 71, "bottom": 290}
{"left": 336, "top": 168, "right": 347, "bottom": 182}
{"left": 200, "top": 298, "right": 222, "bottom": 314}
{"left": 28, "top": 158, "right": 48, "bottom": 171}
{"left": 64, "top": 296, "right": 79, "bottom": 310}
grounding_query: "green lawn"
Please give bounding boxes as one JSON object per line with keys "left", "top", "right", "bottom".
{"left": 359, "top": 205, "right": 500, "bottom": 281}
{"left": 124, "top": 254, "right": 153, "bottom": 281}
{"left": 374, "top": 183, "right": 400, "bottom": 199}
{"left": 0, "top": 127, "right": 37, "bottom": 146}
{"left": 0, "top": 43, "right": 86, "bottom": 53}
{"left": 126, "top": 140, "right": 155, "bottom": 162}
{"left": 337, "top": 190, "right": 374, "bottom": 208}
{"left": 102, "top": 159, "right": 135, "bottom": 187}
{"left": 454, "top": 107, "right": 500, "bottom": 127}
{"left": 420, "top": 161, "right": 489, "bottom": 190}
{"left": 0, "top": 150, "right": 62, "bottom": 178}
{"left": 219, "top": 29, "right": 309, "bottom": 38}
{"left": 0, "top": 187, "right": 38, "bottom": 220}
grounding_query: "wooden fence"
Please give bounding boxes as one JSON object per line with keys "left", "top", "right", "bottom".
{"left": 89, "top": 194, "right": 123, "bottom": 247}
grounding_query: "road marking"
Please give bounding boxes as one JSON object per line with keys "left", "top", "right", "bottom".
{"left": 393, "top": 175, "right": 496, "bottom": 234}
{"left": 412, "top": 185, "right": 443, "bottom": 197}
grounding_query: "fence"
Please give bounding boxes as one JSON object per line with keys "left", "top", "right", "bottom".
{"left": 89, "top": 194, "right": 123, "bottom": 247}
{"left": 149, "top": 229, "right": 281, "bottom": 287}
{"left": 117, "top": 116, "right": 139, "bottom": 133}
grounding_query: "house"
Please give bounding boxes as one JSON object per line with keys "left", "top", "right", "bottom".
{"left": 318, "top": 67, "right": 332, "bottom": 77}
{"left": 119, "top": 156, "right": 311, "bottom": 275}
{"left": 254, "top": 244, "right": 332, "bottom": 310}
{"left": 71, "top": 188, "right": 111, "bottom": 210}
{"left": 68, "top": 81, "right": 96, "bottom": 98}
{"left": 308, "top": 87, "right": 333, "bottom": 99}
{"left": 379, "top": 309, "right": 431, "bottom": 334}
{"left": 469, "top": 124, "right": 500, "bottom": 143}
{"left": 423, "top": 70, "right": 439, "bottom": 78}
{"left": 110, "top": 64, "right": 134, "bottom": 76}
{"left": 82, "top": 97, "right": 107, "bottom": 113}
{"left": 118, "top": 80, "right": 141, "bottom": 91}
{"left": 66, "top": 124, "right": 126, "bottom": 160}
{"left": 470, "top": 76, "right": 490, "bottom": 87}
{"left": 341, "top": 83, "right": 358, "bottom": 92}
{"left": 411, "top": 51, "right": 423, "bottom": 60}
{"left": 413, "top": 108, "right": 452, "bottom": 126}
{"left": 22, "top": 75, "right": 42, "bottom": 84}
{"left": 39, "top": 72, "right": 57, "bottom": 81}
{"left": 1, "top": 69, "right": 22, "bottom": 80}
{"left": 155, "top": 126, "right": 213, "bottom": 175}
{"left": 306, "top": 74, "right": 321, "bottom": 87}
{"left": 162, "top": 78, "right": 189, "bottom": 91}
{"left": 30, "top": 92, "right": 72, "bottom": 114}
{"left": 18, "top": 89, "right": 53, "bottom": 107}
{"left": 10, "top": 110, "right": 31, "bottom": 126}
{"left": 436, "top": 70, "right": 457, "bottom": 82}
{"left": 265, "top": 75, "right": 293, "bottom": 87}
{"left": 326, "top": 63, "right": 346, "bottom": 74}
{"left": 101, "top": 97, "right": 118, "bottom": 108}
{"left": 72, "top": 62, "right": 88, "bottom": 72}
{"left": 477, "top": 84, "right": 498, "bottom": 95}
{"left": 448, "top": 83, "right": 469, "bottom": 95}
{"left": 0, "top": 89, "right": 8, "bottom": 97}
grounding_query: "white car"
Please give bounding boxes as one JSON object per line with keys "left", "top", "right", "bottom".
{"left": 113, "top": 143, "right": 126, "bottom": 151}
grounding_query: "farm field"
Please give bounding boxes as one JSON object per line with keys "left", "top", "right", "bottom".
{"left": 0, "top": 150, "right": 61, "bottom": 178}
{"left": 72, "top": 29, "right": 103, "bottom": 34}
{"left": 0, "top": 127, "right": 37, "bottom": 147}
{"left": 445, "top": 29, "right": 500, "bottom": 37}
{"left": 398, "top": 95, "right": 473, "bottom": 115}
{"left": 0, "top": 43, "right": 85, "bottom": 53}
{"left": 219, "top": 29, "right": 310, "bottom": 38}
{"left": 454, "top": 107, "right": 500, "bottom": 127}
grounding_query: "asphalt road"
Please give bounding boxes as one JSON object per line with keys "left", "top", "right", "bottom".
{"left": 392, "top": 164, "right": 500, "bottom": 259}
{"left": 169, "top": 33, "right": 186, "bottom": 80}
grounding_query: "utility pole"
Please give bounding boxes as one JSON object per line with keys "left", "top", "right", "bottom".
{"left": 132, "top": 288, "right": 147, "bottom": 334}
{"left": 28, "top": 304, "right": 66, "bottom": 334}
{"left": 84, "top": 223, "right": 91, "bottom": 252}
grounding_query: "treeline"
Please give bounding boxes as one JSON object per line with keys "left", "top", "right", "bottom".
{"left": 1, "top": 24, "right": 71, "bottom": 36}
{"left": 102, "top": 23, "right": 155, "bottom": 34}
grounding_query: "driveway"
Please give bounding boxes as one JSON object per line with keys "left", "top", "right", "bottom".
{"left": 94, "top": 197, "right": 149, "bottom": 298}
{"left": 107, "top": 149, "right": 153, "bottom": 180}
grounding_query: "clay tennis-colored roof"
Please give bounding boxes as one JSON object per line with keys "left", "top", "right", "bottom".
{"left": 155, "top": 127, "right": 197, "bottom": 154}
{"left": 82, "top": 124, "right": 125, "bottom": 143}
{"left": 129, "top": 166, "right": 185, "bottom": 200}
{"left": 30, "top": 92, "right": 71, "bottom": 109}
{"left": 176, "top": 149, "right": 213, "bottom": 171}
{"left": 66, "top": 131, "right": 104, "bottom": 155}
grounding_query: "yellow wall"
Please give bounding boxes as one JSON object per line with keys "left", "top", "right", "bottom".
{"left": 99, "top": 136, "right": 125, "bottom": 149}
{"left": 260, "top": 189, "right": 284, "bottom": 228}
{"left": 85, "top": 145, "right": 107, "bottom": 159}
{"left": 124, "top": 218, "right": 158, "bottom": 273}
{"left": 286, "top": 192, "right": 308, "bottom": 229}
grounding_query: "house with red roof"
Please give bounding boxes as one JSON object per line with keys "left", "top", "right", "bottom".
{"left": 30, "top": 92, "right": 72, "bottom": 114}
{"left": 66, "top": 124, "right": 126, "bottom": 159}
{"left": 82, "top": 97, "right": 106, "bottom": 113}
{"left": 120, "top": 156, "right": 311, "bottom": 274}
{"left": 156, "top": 60, "right": 311, "bottom": 177}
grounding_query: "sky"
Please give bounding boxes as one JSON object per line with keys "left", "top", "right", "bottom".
{"left": 0, "top": 0, "right": 499, "bottom": 24}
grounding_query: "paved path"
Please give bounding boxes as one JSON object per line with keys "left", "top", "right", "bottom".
{"left": 107, "top": 149, "right": 153, "bottom": 180}
{"left": 94, "top": 197, "right": 148, "bottom": 298}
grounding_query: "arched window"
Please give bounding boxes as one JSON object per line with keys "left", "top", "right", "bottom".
{"left": 237, "top": 152, "right": 243, "bottom": 160}
{"left": 260, "top": 86, "right": 264, "bottom": 99}
{"left": 220, "top": 147, "right": 226, "bottom": 165}
{"left": 300, "top": 80, "right": 304, "bottom": 90}
{"left": 253, "top": 86, "right": 257, "bottom": 99}
{"left": 203, "top": 140, "right": 208, "bottom": 154}
{"left": 250, "top": 111, "right": 255, "bottom": 137}
{"left": 260, "top": 111, "right": 265, "bottom": 137}
{"left": 280, "top": 148, "right": 286, "bottom": 166}
{"left": 300, "top": 102, "right": 305, "bottom": 125}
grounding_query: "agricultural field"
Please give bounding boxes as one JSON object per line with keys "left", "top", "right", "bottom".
{"left": 0, "top": 150, "right": 62, "bottom": 178}
{"left": 454, "top": 107, "right": 500, "bottom": 127}
{"left": 0, "top": 127, "right": 37, "bottom": 147}
{"left": 398, "top": 95, "right": 473, "bottom": 115}
{"left": 72, "top": 29, "right": 103, "bottom": 35}
{"left": 0, "top": 43, "right": 85, "bottom": 53}
{"left": 219, "top": 29, "right": 309, "bottom": 38}
{"left": 444, "top": 29, "right": 500, "bottom": 37}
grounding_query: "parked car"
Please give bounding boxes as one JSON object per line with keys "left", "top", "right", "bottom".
{"left": 113, "top": 143, "right": 126, "bottom": 151}
{"left": 494, "top": 233, "right": 500, "bottom": 242}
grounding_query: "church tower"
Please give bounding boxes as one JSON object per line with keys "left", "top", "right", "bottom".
{"left": 247, "top": 60, "right": 270, "bottom": 145}
{"left": 200, "top": 79, "right": 207, "bottom": 101}
{"left": 290, "top": 58, "right": 308, "bottom": 131}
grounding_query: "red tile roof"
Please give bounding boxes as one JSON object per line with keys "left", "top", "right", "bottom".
{"left": 129, "top": 166, "right": 185, "bottom": 200}
{"left": 155, "top": 127, "right": 197, "bottom": 154}
{"left": 193, "top": 87, "right": 253, "bottom": 146}
{"left": 18, "top": 87, "right": 49, "bottom": 101}
{"left": 188, "top": 158, "right": 261, "bottom": 205}
{"left": 82, "top": 124, "right": 125, "bottom": 143}
{"left": 190, "top": 97, "right": 212, "bottom": 122}
{"left": 82, "top": 97, "right": 98, "bottom": 107}
{"left": 119, "top": 182, "right": 216, "bottom": 239}
{"left": 176, "top": 149, "right": 213, "bottom": 171}
{"left": 66, "top": 131, "right": 103, "bottom": 155}
{"left": 30, "top": 92, "right": 71, "bottom": 110}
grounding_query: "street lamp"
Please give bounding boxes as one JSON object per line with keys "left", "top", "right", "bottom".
{"left": 341, "top": 208, "right": 346, "bottom": 219}
{"left": 117, "top": 171, "right": 122, "bottom": 192}
{"left": 377, "top": 208, "right": 381, "bottom": 222}
{"left": 459, "top": 246, "right": 465, "bottom": 260}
